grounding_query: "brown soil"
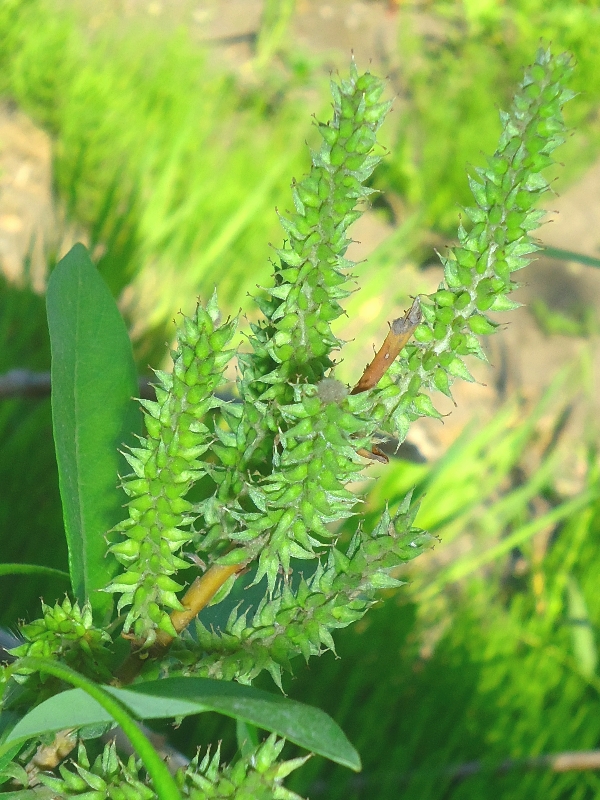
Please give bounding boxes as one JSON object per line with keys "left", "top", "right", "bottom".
{"left": 0, "top": 101, "right": 54, "bottom": 292}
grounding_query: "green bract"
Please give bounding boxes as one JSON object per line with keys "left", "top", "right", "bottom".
{"left": 10, "top": 599, "right": 112, "bottom": 681}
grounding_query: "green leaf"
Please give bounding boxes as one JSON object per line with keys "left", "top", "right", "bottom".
{"left": 0, "top": 744, "right": 23, "bottom": 776}
{"left": 46, "top": 243, "right": 141, "bottom": 623}
{"left": 236, "top": 719, "right": 260, "bottom": 758}
{"left": 0, "top": 793, "right": 55, "bottom": 800}
{"left": 5, "top": 676, "right": 361, "bottom": 772}
{"left": 2, "top": 659, "right": 181, "bottom": 800}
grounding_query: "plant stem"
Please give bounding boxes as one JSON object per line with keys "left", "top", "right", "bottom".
{"left": 155, "top": 563, "right": 244, "bottom": 646}
{"left": 115, "top": 562, "right": 244, "bottom": 685}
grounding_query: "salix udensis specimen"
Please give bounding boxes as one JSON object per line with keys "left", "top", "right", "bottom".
{"left": 98, "top": 50, "right": 574, "bottom": 688}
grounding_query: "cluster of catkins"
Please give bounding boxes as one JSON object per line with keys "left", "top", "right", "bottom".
{"left": 102, "top": 51, "right": 573, "bottom": 686}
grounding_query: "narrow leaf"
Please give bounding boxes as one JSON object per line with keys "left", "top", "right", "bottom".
{"left": 0, "top": 744, "right": 23, "bottom": 775}
{"left": 236, "top": 719, "right": 259, "bottom": 758}
{"left": 0, "top": 792, "right": 54, "bottom": 800}
{"left": 46, "top": 244, "right": 141, "bottom": 622}
{"left": 127, "top": 678, "right": 361, "bottom": 770}
{"left": 566, "top": 575, "right": 597, "bottom": 679}
{"left": 5, "top": 677, "right": 361, "bottom": 771}
{"left": 544, "top": 245, "right": 600, "bottom": 269}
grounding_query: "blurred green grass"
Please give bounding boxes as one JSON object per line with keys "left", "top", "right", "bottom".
{"left": 0, "top": 1, "right": 599, "bottom": 797}
{"left": 0, "top": 0, "right": 325, "bottom": 355}
{"left": 378, "top": 0, "right": 600, "bottom": 233}
{"left": 3, "top": 0, "right": 600, "bottom": 341}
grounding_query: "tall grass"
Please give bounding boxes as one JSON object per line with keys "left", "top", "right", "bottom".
{"left": 3, "top": 0, "right": 600, "bottom": 346}
{"left": 0, "top": 0, "right": 323, "bottom": 351}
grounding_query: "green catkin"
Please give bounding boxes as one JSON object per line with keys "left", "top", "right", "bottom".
{"left": 104, "top": 293, "right": 237, "bottom": 646}
{"left": 192, "top": 62, "right": 395, "bottom": 594}
{"left": 163, "top": 49, "right": 573, "bottom": 684}
{"left": 37, "top": 737, "right": 308, "bottom": 800}
{"left": 9, "top": 599, "right": 112, "bottom": 684}
{"left": 103, "top": 51, "right": 572, "bottom": 663}
{"left": 371, "top": 49, "right": 575, "bottom": 443}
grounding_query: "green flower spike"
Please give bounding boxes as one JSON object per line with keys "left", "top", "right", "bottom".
{"left": 372, "top": 48, "right": 575, "bottom": 443}
{"left": 38, "top": 736, "right": 308, "bottom": 800}
{"left": 105, "top": 293, "right": 236, "bottom": 647}
{"left": 192, "top": 59, "right": 395, "bottom": 592}
{"left": 10, "top": 598, "right": 112, "bottom": 684}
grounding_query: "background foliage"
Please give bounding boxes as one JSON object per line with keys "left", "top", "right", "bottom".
{"left": 0, "top": 1, "right": 599, "bottom": 798}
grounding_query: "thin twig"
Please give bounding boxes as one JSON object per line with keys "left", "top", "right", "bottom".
{"left": 448, "top": 749, "right": 600, "bottom": 780}
{"left": 350, "top": 298, "right": 421, "bottom": 395}
{"left": 114, "top": 562, "right": 245, "bottom": 685}
{"left": 0, "top": 369, "right": 51, "bottom": 398}
{"left": 155, "top": 563, "right": 245, "bottom": 648}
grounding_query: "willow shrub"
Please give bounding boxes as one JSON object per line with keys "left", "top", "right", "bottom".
{"left": 0, "top": 50, "right": 574, "bottom": 800}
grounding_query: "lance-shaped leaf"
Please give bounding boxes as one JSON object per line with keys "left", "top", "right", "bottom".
{"left": 5, "top": 676, "right": 361, "bottom": 771}
{"left": 46, "top": 243, "right": 141, "bottom": 623}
